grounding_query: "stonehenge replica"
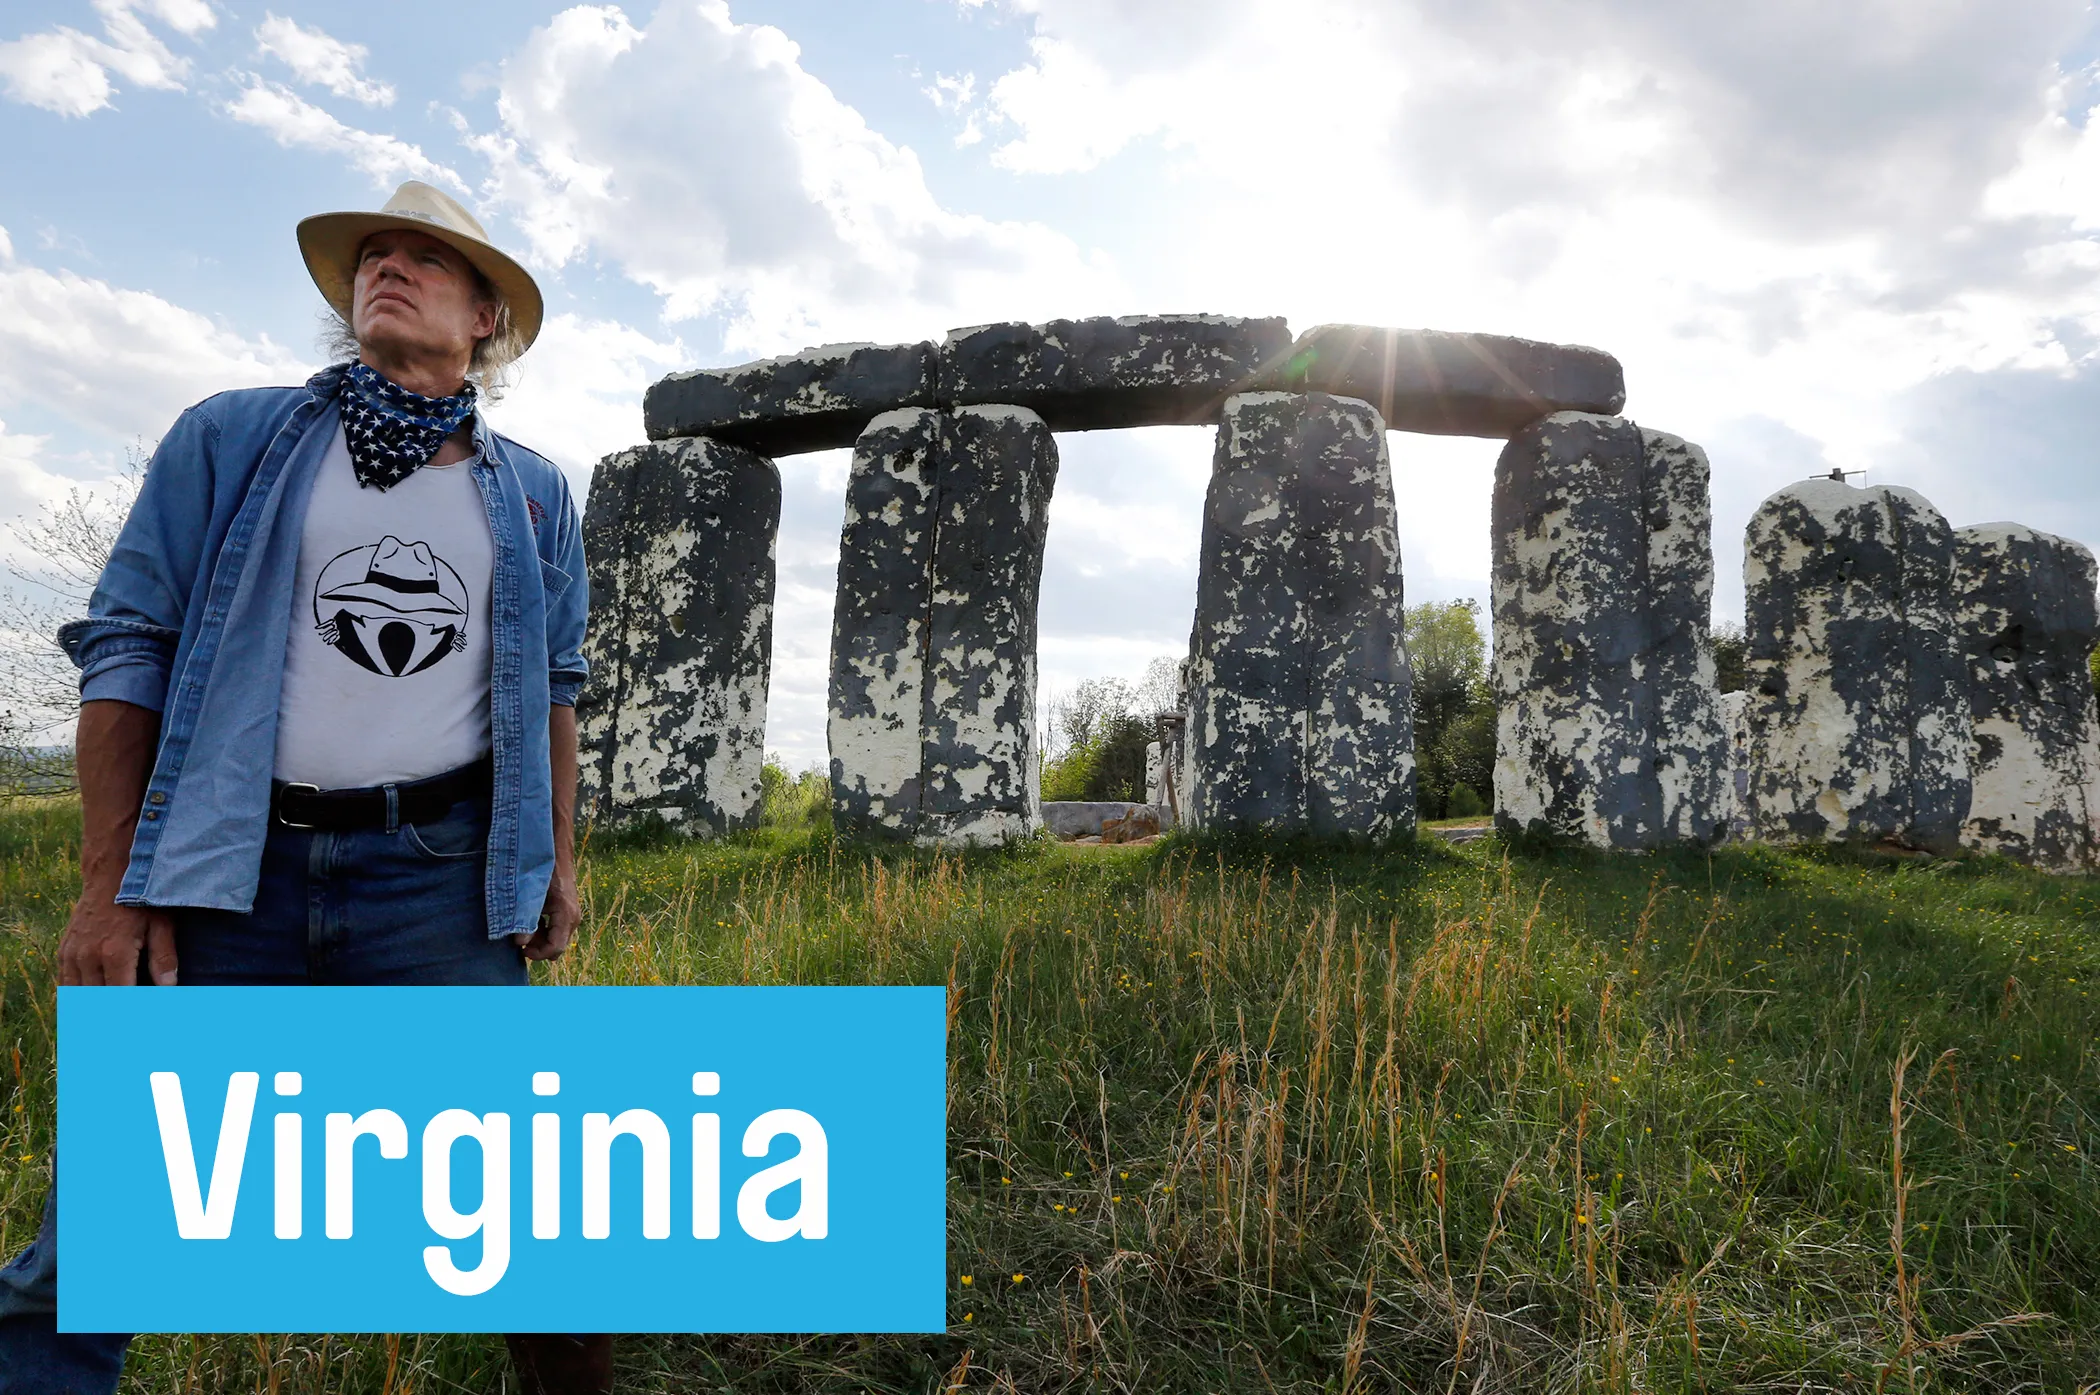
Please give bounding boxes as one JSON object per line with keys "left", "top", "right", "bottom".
{"left": 574, "top": 311, "right": 2100, "bottom": 871}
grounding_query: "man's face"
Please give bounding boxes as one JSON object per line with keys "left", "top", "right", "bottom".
{"left": 350, "top": 228, "right": 497, "bottom": 369}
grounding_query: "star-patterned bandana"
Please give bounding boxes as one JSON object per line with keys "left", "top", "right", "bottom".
{"left": 340, "top": 361, "right": 478, "bottom": 491}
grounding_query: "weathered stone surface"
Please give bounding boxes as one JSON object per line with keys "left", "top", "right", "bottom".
{"left": 577, "top": 438, "right": 780, "bottom": 837}
{"left": 644, "top": 340, "right": 936, "bottom": 456}
{"left": 1490, "top": 413, "right": 1727, "bottom": 849}
{"left": 1185, "top": 391, "right": 1416, "bottom": 838}
{"left": 940, "top": 315, "right": 1292, "bottom": 431}
{"left": 826, "top": 408, "right": 939, "bottom": 838}
{"left": 1741, "top": 479, "right": 1970, "bottom": 852}
{"left": 1261, "top": 325, "right": 1626, "bottom": 438}
{"left": 1719, "top": 689, "right": 1752, "bottom": 842}
{"left": 1101, "top": 806, "right": 1164, "bottom": 842}
{"left": 1953, "top": 524, "right": 2100, "bottom": 871}
{"left": 920, "top": 406, "right": 1059, "bottom": 843}
{"left": 827, "top": 406, "right": 1058, "bottom": 844}
{"left": 1043, "top": 801, "right": 1172, "bottom": 839}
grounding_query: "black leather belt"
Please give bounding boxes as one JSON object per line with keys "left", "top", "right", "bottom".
{"left": 271, "top": 756, "right": 493, "bottom": 832}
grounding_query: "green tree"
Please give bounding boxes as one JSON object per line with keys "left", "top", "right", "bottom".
{"left": 1041, "top": 668, "right": 1175, "bottom": 803}
{"left": 1406, "top": 599, "right": 1494, "bottom": 819}
{"left": 759, "top": 754, "right": 829, "bottom": 828}
{"left": 1711, "top": 621, "right": 1747, "bottom": 694}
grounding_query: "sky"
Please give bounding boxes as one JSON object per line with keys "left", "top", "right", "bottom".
{"left": 3, "top": 0, "right": 2099, "bottom": 770}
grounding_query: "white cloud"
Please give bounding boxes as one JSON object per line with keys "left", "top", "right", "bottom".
{"left": 945, "top": 0, "right": 2100, "bottom": 627}
{"left": 0, "top": 0, "right": 214, "bottom": 118}
{"left": 480, "top": 313, "right": 689, "bottom": 484}
{"left": 224, "top": 78, "right": 461, "bottom": 189}
{"left": 464, "top": 1, "right": 1112, "bottom": 355}
{"left": 255, "top": 13, "right": 394, "bottom": 107}
{"left": 0, "top": 263, "right": 308, "bottom": 442}
{"left": 920, "top": 70, "right": 981, "bottom": 146}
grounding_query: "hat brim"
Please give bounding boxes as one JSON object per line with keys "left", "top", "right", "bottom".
{"left": 297, "top": 211, "right": 544, "bottom": 354}
{"left": 319, "top": 581, "right": 469, "bottom": 617}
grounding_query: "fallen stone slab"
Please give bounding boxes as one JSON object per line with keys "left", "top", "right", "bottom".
{"left": 1953, "top": 524, "right": 2100, "bottom": 871}
{"left": 1260, "top": 325, "right": 1626, "bottom": 438}
{"left": 939, "top": 314, "right": 1293, "bottom": 431}
{"left": 577, "top": 437, "right": 780, "bottom": 837}
{"left": 1042, "top": 801, "right": 1174, "bottom": 839}
{"left": 644, "top": 340, "right": 936, "bottom": 456}
{"left": 1185, "top": 391, "right": 1416, "bottom": 839}
{"left": 1742, "top": 479, "right": 1970, "bottom": 853}
{"left": 1491, "top": 413, "right": 1727, "bottom": 849}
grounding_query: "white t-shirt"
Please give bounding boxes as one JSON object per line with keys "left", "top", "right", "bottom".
{"left": 274, "top": 424, "right": 495, "bottom": 788}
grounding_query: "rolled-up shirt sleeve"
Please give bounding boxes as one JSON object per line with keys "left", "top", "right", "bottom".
{"left": 544, "top": 467, "right": 589, "bottom": 708}
{"left": 57, "top": 402, "right": 219, "bottom": 713}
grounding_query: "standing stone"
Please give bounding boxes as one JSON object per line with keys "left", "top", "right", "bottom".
{"left": 1719, "top": 689, "right": 1752, "bottom": 842}
{"left": 577, "top": 438, "right": 781, "bottom": 836}
{"left": 1185, "top": 391, "right": 1415, "bottom": 839}
{"left": 1491, "top": 413, "right": 1727, "bottom": 848}
{"left": 827, "top": 406, "right": 1058, "bottom": 844}
{"left": 827, "top": 409, "right": 940, "bottom": 837}
{"left": 1952, "top": 524, "right": 2100, "bottom": 871}
{"left": 1741, "top": 480, "right": 1970, "bottom": 852}
{"left": 921, "top": 407, "right": 1059, "bottom": 842}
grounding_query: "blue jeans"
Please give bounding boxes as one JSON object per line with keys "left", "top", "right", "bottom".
{"left": 0, "top": 790, "right": 523, "bottom": 1394}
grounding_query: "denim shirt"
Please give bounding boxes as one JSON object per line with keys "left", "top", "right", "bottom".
{"left": 57, "top": 364, "right": 589, "bottom": 941}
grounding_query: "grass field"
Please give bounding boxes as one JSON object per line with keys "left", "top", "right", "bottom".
{"left": 2, "top": 800, "right": 2098, "bottom": 1393}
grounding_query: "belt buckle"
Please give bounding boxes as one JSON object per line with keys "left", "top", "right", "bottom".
{"left": 275, "top": 782, "right": 323, "bottom": 830}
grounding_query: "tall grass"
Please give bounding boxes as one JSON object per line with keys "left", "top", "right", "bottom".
{"left": 1, "top": 802, "right": 2096, "bottom": 1391}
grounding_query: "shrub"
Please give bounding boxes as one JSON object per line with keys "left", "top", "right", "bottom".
{"left": 759, "top": 755, "right": 830, "bottom": 828}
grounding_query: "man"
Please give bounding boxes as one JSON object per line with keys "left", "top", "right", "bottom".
{"left": 0, "top": 182, "right": 610, "bottom": 1394}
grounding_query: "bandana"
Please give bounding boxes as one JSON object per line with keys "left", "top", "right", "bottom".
{"left": 339, "top": 361, "right": 478, "bottom": 491}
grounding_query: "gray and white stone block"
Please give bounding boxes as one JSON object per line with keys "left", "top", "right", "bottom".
{"left": 1741, "top": 479, "right": 1970, "bottom": 852}
{"left": 939, "top": 315, "right": 1292, "bottom": 431}
{"left": 826, "top": 408, "right": 940, "bottom": 838}
{"left": 1185, "top": 391, "right": 1416, "bottom": 839}
{"left": 1953, "top": 524, "right": 2100, "bottom": 871}
{"left": 827, "top": 405, "right": 1059, "bottom": 844}
{"left": 920, "top": 406, "right": 1059, "bottom": 843}
{"left": 1042, "top": 801, "right": 1174, "bottom": 839}
{"left": 1719, "top": 689, "right": 1752, "bottom": 842}
{"left": 645, "top": 340, "right": 936, "bottom": 456}
{"left": 1490, "top": 413, "right": 1727, "bottom": 848}
{"left": 577, "top": 437, "right": 780, "bottom": 837}
{"left": 1260, "top": 325, "right": 1626, "bottom": 438}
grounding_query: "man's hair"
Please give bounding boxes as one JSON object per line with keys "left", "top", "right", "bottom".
{"left": 320, "top": 263, "right": 525, "bottom": 402}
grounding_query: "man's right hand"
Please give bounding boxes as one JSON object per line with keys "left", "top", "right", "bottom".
{"left": 58, "top": 899, "right": 176, "bottom": 986}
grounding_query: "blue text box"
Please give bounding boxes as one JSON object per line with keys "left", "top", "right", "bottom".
{"left": 59, "top": 986, "right": 945, "bottom": 1332}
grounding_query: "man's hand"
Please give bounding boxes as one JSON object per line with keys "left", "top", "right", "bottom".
{"left": 513, "top": 867, "right": 581, "bottom": 961}
{"left": 59, "top": 900, "right": 177, "bottom": 986}
{"left": 64, "top": 699, "right": 167, "bottom": 985}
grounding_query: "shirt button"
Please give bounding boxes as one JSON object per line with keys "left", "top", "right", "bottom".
{"left": 149, "top": 791, "right": 166, "bottom": 804}
{"left": 143, "top": 811, "right": 159, "bottom": 821}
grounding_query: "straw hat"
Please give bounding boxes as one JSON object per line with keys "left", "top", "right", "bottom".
{"left": 296, "top": 180, "right": 543, "bottom": 352}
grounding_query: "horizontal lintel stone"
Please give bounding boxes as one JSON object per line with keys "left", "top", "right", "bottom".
{"left": 938, "top": 314, "right": 1294, "bottom": 431}
{"left": 1258, "top": 324, "right": 1626, "bottom": 438}
{"left": 645, "top": 317, "right": 1627, "bottom": 454}
{"left": 644, "top": 340, "right": 936, "bottom": 455}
